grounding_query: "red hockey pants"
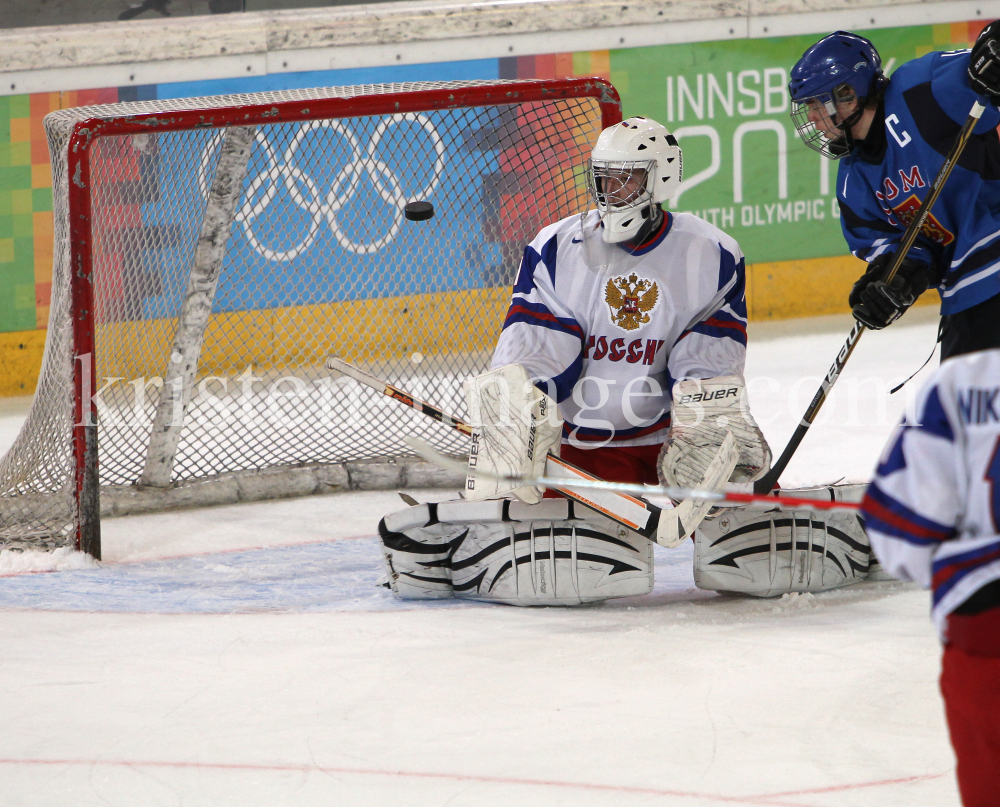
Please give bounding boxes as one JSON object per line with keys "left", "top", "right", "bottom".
{"left": 940, "top": 642, "right": 1000, "bottom": 805}
{"left": 556, "top": 442, "right": 663, "bottom": 486}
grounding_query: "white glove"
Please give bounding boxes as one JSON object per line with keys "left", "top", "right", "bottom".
{"left": 465, "top": 364, "right": 562, "bottom": 504}
{"left": 659, "top": 375, "right": 770, "bottom": 491}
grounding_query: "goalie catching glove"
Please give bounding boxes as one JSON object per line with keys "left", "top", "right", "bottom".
{"left": 659, "top": 376, "right": 771, "bottom": 491}
{"left": 465, "top": 364, "right": 562, "bottom": 504}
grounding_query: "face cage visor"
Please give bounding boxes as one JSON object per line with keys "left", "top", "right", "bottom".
{"left": 789, "top": 85, "right": 860, "bottom": 160}
{"left": 586, "top": 160, "right": 656, "bottom": 213}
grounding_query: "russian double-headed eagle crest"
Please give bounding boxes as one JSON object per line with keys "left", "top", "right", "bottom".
{"left": 605, "top": 273, "right": 659, "bottom": 331}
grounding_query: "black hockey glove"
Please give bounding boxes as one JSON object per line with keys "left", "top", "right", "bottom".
{"left": 848, "top": 253, "right": 930, "bottom": 330}
{"left": 969, "top": 20, "right": 1000, "bottom": 99}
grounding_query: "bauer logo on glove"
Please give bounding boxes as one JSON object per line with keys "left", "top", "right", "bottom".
{"left": 465, "top": 364, "right": 562, "bottom": 504}
{"left": 660, "top": 376, "right": 771, "bottom": 491}
{"left": 677, "top": 386, "right": 740, "bottom": 407}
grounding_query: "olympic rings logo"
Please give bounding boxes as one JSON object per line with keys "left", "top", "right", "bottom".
{"left": 197, "top": 114, "right": 445, "bottom": 260}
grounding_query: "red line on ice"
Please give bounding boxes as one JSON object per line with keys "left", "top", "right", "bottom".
{"left": 0, "top": 758, "right": 946, "bottom": 805}
{"left": 758, "top": 771, "right": 945, "bottom": 798}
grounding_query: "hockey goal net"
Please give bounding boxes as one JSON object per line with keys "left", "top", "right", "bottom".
{"left": 0, "top": 78, "right": 620, "bottom": 557}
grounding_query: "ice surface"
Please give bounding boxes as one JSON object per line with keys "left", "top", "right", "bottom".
{"left": 0, "top": 309, "right": 960, "bottom": 806}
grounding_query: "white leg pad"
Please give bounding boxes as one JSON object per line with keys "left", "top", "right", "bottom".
{"left": 693, "top": 484, "right": 871, "bottom": 597}
{"left": 378, "top": 498, "right": 653, "bottom": 606}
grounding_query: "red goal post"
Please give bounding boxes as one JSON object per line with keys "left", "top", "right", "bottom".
{"left": 0, "top": 78, "right": 621, "bottom": 558}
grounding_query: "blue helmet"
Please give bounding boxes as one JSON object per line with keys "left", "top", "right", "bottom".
{"left": 788, "top": 31, "right": 887, "bottom": 159}
{"left": 789, "top": 31, "right": 885, "bottom": 104}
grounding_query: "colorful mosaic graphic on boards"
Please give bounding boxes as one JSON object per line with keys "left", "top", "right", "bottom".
{"left": 1, "top": 88, "right": 125, "bottom": 333}
{"left": 0, "top": 20, "right": 991, "bottom": 334}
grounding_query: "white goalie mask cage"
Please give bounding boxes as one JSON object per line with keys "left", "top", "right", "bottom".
{"left": 586, "top": 116, "right": 682, "bottom": 243}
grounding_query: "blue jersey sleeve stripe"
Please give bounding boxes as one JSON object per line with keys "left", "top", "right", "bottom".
{"left": 860, "top": 483, "right": 955, "bottom": 544}
{"left": 717, "top": 245, "right": 738, "bottom": 291}
{"left": 875, "top": 428, "right": 908, "bottom": 476}
{"left": 512, "top": 245, "right": 540, "bottom": 294}
{"left": 541, "top": 233, "right": 559, "bottom": 286}
{"left": 682, "top": 318, "right": 748, "bottom": 347}
{"left": 947, "top": 240, "right": 1000, "bottom": 280}
{"left": 838, "top": 199, "right": 900, "bottom": 236}
{"left": 720, "top": 257, "right": 749, "bottom": 319}
{"left": 931, "top": 541, "right": 1000, "bottom": 605}
{"left": 513, "top": 235, "right": 559, "bottom": 294}
{"left": 902, "top": 80, "right": 1000, "bottom": 180}
{"left": 950, "top": 226, "right": 1000, "bottom": 269}
{"left": 916, "top": 385, "right": 955, "bottom": 442}
{"left": 501, "top": 300, "right": 584, "bottom": 340}
{"left": 541, "top": 353, "right": 584, "bottom": 404}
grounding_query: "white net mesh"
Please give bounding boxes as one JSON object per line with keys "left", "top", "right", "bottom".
{"left": 0, "top": 80, "right": 606, "bottom": 551}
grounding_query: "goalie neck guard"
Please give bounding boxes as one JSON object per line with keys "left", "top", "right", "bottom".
{"left": 587, "top": 116, "right": 682, "bottom": 243}
{"left": 788, "top": 31, "right": 887, "bottom": 159}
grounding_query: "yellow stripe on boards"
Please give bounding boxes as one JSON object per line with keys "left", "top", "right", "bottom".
{"left": 1, "top": 266, "right": 942, "bottom": 396}
{"left": 0, "top": 330, "right": 46, "bottom": 396}
{"left": 88, "top": 286, "right": 512, "bottom": 380}
{"left": 746, "top": 255, "right": 937, "bottom": 321}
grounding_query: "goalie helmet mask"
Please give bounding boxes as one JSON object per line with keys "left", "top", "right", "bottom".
{"left": 788, "top": 31, "right": 887, "bottom": 159}
{"left": 587, "top": 116, "right": 682, "bottom": 243}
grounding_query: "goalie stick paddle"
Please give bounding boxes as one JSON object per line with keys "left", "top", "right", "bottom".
{"left": 754, "top": 100, "right": 987, "bottom": 495}
{"left": 326, "top": 356, "right": 859, "bottom": 547}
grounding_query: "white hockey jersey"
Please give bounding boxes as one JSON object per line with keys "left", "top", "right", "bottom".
{"left": 492, "top": 209, "right": 748, "bottom": 447}
{"left": 861, "top": 349, "right": 1000, "bottom": 640}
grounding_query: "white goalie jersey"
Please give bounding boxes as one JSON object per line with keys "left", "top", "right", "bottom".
{"left": 493, "top": 209, "right": 748, "bottom": 447}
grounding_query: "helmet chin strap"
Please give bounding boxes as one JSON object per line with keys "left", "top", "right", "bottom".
{"left": 625, "top": 203, "right": 664, "bottom": 248}
{"left": 596, "top": 200, "right": 664, "bottom": 245}
{"left": 835, "top": 101, "right": 866, "bottom": 152}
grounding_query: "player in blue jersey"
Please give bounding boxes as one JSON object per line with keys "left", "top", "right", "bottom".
{"left": 861, "top": 348, "right": 1000, "bottom": 806}
{"left": 787, "top": 24, "right": 1000, "bottom": 360}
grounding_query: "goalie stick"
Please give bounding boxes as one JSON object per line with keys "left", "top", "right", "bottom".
{"left": 325, "top": 357, "right": 859, "bottom": 547}
{"left": 326, "top": 355, "right": 695, "bottom": 545}
{"left": 403, "top": 435, "right": 860, "bottom": 514}
{"left": 754, "top": 100, "right": 987, "bottom": 495}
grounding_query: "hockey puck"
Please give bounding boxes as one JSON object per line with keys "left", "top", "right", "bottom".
{"left": 404, "top": 200, "right": 434, "bottom": 221}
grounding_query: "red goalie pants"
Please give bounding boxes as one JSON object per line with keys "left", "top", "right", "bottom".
{"left": 557, "top": 442, "right": 663, "bottom": 486}
{"left": 940, "top": 643, "right": 1000, "bottom": 806}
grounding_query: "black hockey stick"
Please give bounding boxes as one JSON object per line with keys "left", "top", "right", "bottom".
{"left": 754, "top": 99, "right": 987, "bottom": 494}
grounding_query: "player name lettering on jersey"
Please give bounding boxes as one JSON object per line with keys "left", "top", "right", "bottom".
{"left": 583, "top": 336, "right": 665, "bottom": 365}
{"left": 879, "top": 164, "right": 927, "bottom": 201}
{"left": 956, "top": 387, "right": 1000, "bottom": 425}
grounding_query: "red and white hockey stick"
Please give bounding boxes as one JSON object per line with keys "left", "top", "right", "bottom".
{"left": 325, "top": 356, "right": 859, "bottom": 547}
{"left": 402, "top": 434, "right": 862, "bottom": 513}
{"left": 325, "top": 356, "right": 688, "bottom": 542}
